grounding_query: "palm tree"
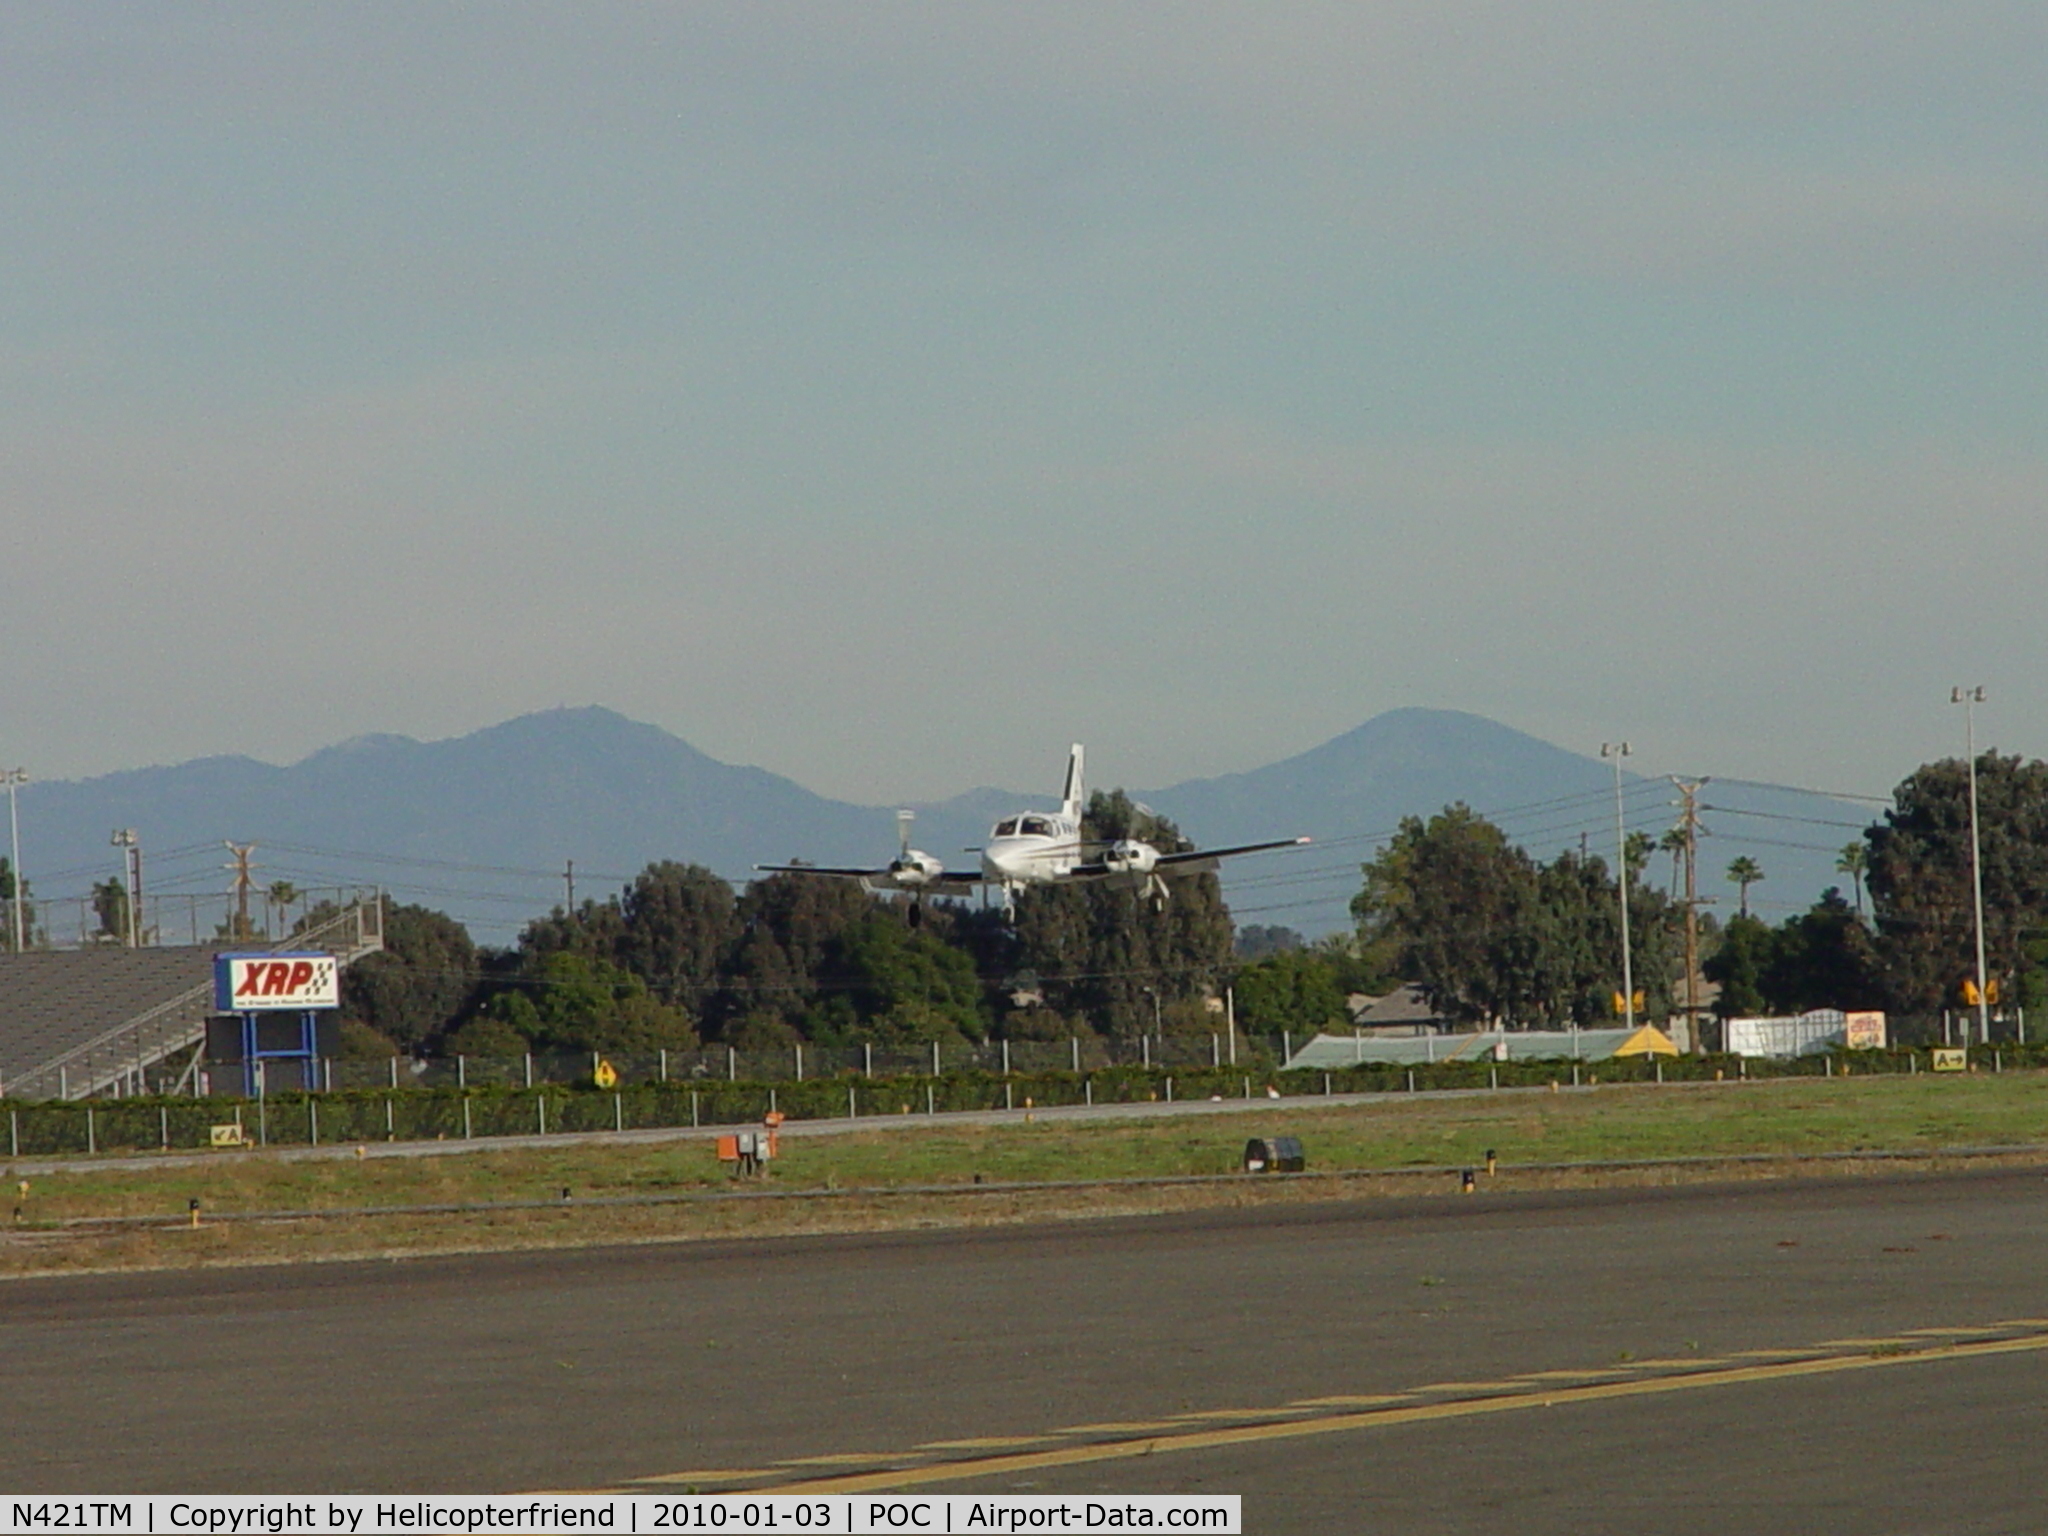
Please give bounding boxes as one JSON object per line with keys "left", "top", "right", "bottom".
{"left": 1659, "top": 826, "right": 1688, "bottom": 896}
{"left": 268, "top": 880, "right": 299, "bottom": 939}
{"left": 1726, "top": 856, "right": 1764, "bottom": 920}
{"left": 1836, "top": 843, "right": 1869, "bottom": 919}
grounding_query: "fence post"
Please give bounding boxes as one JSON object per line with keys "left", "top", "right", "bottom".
{"left": 1656, "top": 1059, "right": 1663, "bottom": 1084}
{"left": 770, "top": 1087, "right": 778, "bottom": 1117}
{"left": 537, "top": 1096, "right": 546, "bottom": 1135}
{"left": 1072, "top": 1036, "right": 1080, "bottom": 1073}
{"left": 1323, "top": 1072, "right": 1331, "bottom": 1096}
{"left": 86, "top": 1107, "right": 96, "bottom": 1156}
{"left": 1212, "top": 1033, "right": 1220, "bottom": 1068}
{"left": 1164, "top": 1077, "right": 1172, "bottom": 1103}
{"left": 385, "top": 1097, "right": 395, "bottom": 1139}
{"left": 160, "top": 1105, "right": 169, "bottom": 1151}
{"left": 932, "top": 1040, "right": 941, "bottom": 1077}
{"left": 1141, "top": 1036, "right": 1150, "bottom": 1069}
{"left": 524, "top": 1053, "right": 534, "bottom": 1089}
{"left": 864, "top": 1042, "right": 873, "bottom": 1079}
{"left": 1003, "top": 1039, "right": 1011, "bottom": 1077}
{"left": 389, "top": 1057, "right": 399, "bottom": 1090}
{"left": 9, "top": 1109, "right": 16, "bottom": 1158}
{"left": 1284, "top": 1031, "right": 1292, "bottom": 1065}
{"left": 660, "top": 1048, "right": 668, "bottom": 1083}
{"left": 1406, "top": 1070, "right": 1415, "bottom": 1094}
{"left": 795, "top": 1044, "right": 803, "bottom": 1081}
{"left": 458, "top": 1055, "right": 467, "bottom": 1089}
{"left": 848, "top": 1084, "right": 856, "bottom": 1119}
{"left": 1086, "top": 1077, "right": 1093, "bottom": 1106}
{"left": 1006, "top": 1081, "right": 1014, "bottom": 1111}
{"left": 463, "top": 1098, "right": 472, "bottom": 1140}
{"left": 309, "top": 1099, "right": 319, "bottom": 1146}
{"left": 926, "top": 1084, "right": 935, "bottom": 1116}
{"left": 614, "top": 1093, "right": 624, "bottom": 1132}
{"left": 691, "top": 1090, "right": 699, "bottom": 1128}
{"left": 728, "top": 1047, "right": 736, "bottom": 1082}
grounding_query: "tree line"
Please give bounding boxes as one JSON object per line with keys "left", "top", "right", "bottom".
{"left": 325, "top": 753, "right": 2048, "bottom": 1055}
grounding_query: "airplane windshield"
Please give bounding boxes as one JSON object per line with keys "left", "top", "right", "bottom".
{"left": 994, "top": 819, "right": 1019, "bottom": 837}
{"left": 1020, "top": 817, "right": 1054, "bottom": 837}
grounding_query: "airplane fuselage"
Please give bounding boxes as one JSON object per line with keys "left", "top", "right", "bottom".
{"left": 979, "top": 811, "right": 1086, "bottom": 888}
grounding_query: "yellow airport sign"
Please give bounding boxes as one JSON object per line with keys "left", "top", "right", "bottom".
{"left": 593, "top": 1058, "right": 619, "bottom": 1089}
{"left": 1932, "top": 1048, "right": 1968, "bottom": 1073}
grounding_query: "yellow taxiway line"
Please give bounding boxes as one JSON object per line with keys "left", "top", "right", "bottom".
{"left": 743, "top": 1329, "right": 2048, "bottom": 1495}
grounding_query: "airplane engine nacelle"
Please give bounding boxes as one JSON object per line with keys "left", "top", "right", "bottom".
{"left": 887, "top": 851, "right": 946, "bottom": 888}
{"left": 1103, "top": 839, "right": 1159, "bottom": 875}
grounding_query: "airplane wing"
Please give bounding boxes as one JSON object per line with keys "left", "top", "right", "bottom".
{"left": 1154, "top": 835, "right": 1312, "bottom": 872}
{"left": 1065, "top": 836, "right": 1311, "bottom": 880}
{"left": 753, "top": 863, "right": 985, "bottom": 897}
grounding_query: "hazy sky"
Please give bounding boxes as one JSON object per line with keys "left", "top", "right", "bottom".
{"left": 4, "top": 4, "right": 2043, "bottom": 804}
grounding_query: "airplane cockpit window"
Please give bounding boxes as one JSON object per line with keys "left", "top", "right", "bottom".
{"left": 994, "top": 820, "right": 1020, "bottom": 837}
{"left": 1020, "top": 817, "right": 1053, "bottom": 837}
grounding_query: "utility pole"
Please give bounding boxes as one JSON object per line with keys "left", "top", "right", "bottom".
{"left": 1951, "top": 687, "right": 1991, "bottom": 1045}
{"left": 2, "top": 767, "right": 24, "bottom": 953}
{"left": 1601, "top": 743, "right": 1634, "bottom": 1032}
{"left": 1670, "top": 777, "right": 1710, "bottom": 1051}
{"left": 564, "top": 859, "right": 575, "bottom": 911}
{"left": 225, "top": 842, "right": 257, "bottom": 942}
{"left": 110, "top": 829, "right": 140, "bottom": 947}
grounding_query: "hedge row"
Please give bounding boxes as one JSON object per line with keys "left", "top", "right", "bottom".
{"left": 0, "top": 1045, "right": 2029, "bottom": 1159}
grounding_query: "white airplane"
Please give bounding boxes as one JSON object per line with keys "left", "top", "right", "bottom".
{"left": 756, "top": 745, "right": 1309, "bottom": 919}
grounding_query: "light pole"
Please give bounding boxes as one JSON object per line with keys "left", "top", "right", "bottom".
{"left": 110, "top": 828, "right": 139, "bottom": 948}
{"left": 1951, "top": 687, "right": 1990, "bottom": 1045}
{"left": 1601, "top": 743, "right": 1635, "bottom": 1032}
{"left": 1141, "top": 985, "right": 1162, "bottom": 1040}
{"left": 2, "top": 768, "right": 24, "bottom": 953}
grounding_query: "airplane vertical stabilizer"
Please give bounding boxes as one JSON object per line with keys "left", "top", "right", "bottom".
{"left": 1061, "top": 744, "right": 1085, "bottom": 824}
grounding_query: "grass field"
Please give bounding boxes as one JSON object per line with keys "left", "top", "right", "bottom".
{"left": 6, "top": 1072, "right": 2047, "bottom": 1275}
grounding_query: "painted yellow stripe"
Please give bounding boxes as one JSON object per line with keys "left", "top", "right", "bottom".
{"left": 756, "top": 1331, "right": 2048, "bottom": 1495}
{"left": 1168, "top": 1407, "right": 1319, "bottom": 1422}
{"left": 1514, "top": 1368, "right": 1637, "bottom": 1380}
{"left": 914, "top": 1437, "right": 1052, "bottom": 1451}
{"left": 1405, "top": 1379, "right": 1543, "bottom": 1393}
{"left": 631, "top": 1470, "right": 784, "bottom": 1485}
{"left": 775, "top": 1453, "right": 903, "bottom": 1466}
{"left": 1287, "top": 1393, "right": 1414, "bottom": 1407}
{"left": 1052, "top": 1420, "right": 1185, "bottom": 1434}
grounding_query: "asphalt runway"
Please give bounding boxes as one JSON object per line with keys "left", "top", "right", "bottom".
{"left": 6, "top": 1167, "right": 2048, "bottom": 1533}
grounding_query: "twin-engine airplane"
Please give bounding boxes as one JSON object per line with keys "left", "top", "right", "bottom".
{"left": 756, "top": 745, "right": 1309, "bottom": 919}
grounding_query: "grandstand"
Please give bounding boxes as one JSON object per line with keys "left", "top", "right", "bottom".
{"left": 0, "top": 898, "right": 382, "bottom": 1100}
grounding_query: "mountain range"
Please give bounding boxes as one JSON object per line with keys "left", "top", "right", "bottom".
{"left": 13, "top": 707, "right": 1880, "bottom": 946}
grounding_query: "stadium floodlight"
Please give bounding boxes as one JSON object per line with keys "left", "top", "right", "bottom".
{"left": 1601, "top": 743, "right": 1635, "bottom": 1032}
{"left": 2, "top": 768, "right": 24, "bottom": 953}
{"left": 1950, "top": 687, "right": 1990, "bottom": 1046}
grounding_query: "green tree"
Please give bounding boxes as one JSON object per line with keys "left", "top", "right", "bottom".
{"left": 1759, "top": 889, "right": 1884, "bottom": 1013}
{"left": 1009, "top": 791, "right": 1235, "bottom": 1037}
{"left": 91, "top": 876, "right": 129, "bottom": 945}
{"left": 490, "top": 951, "right": 697, "bottom": 1054}
{"left": 1354, "top": 805, "right": 1541, "bottom": 1026}
{"left": 1836, "top": 843, "right": 1870, "bottom": 919}
{"left": 1867, "top": 754, "right": 2048, "bottom": 1013}
{"left": 340, "top": 899, "right": 481, "bottom": 1051}
{"left": 1726, "top": 856, "right": 1765, "bottom": 920}
{"left": 825, "top": 913, "right": 989, "bottom": 1043}
{"left": 267, "top": 880, "right": 299, "bottom": 939}
{"left": 1232, "top": 948, "right": 1348, "bottom": 1035}
{"left": 0, "top": 857, "right": 34, "bottom": 951}
{"left": 1706, "top": 913, "right": 1772, "bottom": 1018}
{"left": 1659, "top": 827, "right": 1688, "bottom": 896}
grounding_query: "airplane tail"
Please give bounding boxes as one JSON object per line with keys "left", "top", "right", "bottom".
{"left": 1061, "top": 744, "right": 1085, "bottom": 824}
